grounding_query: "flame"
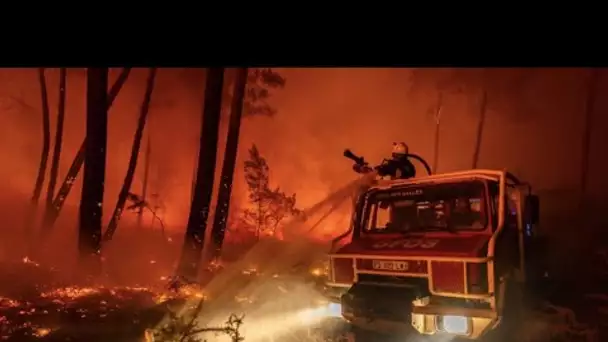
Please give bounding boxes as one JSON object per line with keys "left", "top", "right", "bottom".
{"left": 40, "top": 286, "right": 100, "bottom": 299}
{"left": 21, "top": 256, "right": 39, "bottom": 267}
{"left": 33, "top": 327, "right": 51, "bottom": 337}
{"left": 144, "top": 329, "right": 155, "bottom": 342}
{"left": 242, "top": 265, "right": 258, "bottom": 275}
{"left": 152, "top": 283, "right": 207, "bottom": 304}
{"left": 0, "top": 282, "right": 212, "bottom": 341}
{"left": 208, "top": 259, "right": 223, "bottom": 271}
{"left": 0, "top": 296, "right": 21, "bottom": 308}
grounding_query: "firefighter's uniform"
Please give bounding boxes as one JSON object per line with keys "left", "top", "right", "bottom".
{"left": 376, "top": 142, "right": 416, "bottom": 180}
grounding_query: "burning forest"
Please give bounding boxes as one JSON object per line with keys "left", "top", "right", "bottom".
{"left": 0, "top": 67, "right": 608, "bottom": 342}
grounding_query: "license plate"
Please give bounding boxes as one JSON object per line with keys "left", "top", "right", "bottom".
{"left": 372, "top": 260, "right": 409, "bottom": 271}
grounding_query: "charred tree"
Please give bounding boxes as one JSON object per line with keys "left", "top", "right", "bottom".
{"left": 103, "top": 68, "right": 157, "bottom": 241}
{"left": 138, "top": 132, "right": 152, "bottom": 228}
{"left": 42, "top": 68, "right": 131, "bottom": 233}
{"left": 210, "top": 68, "right": 248, "bottom": 259}
{"left": 78, "top": 68, "right": 108, "bottom": 274}
{"left": 45, "top": 68, "right": 67, "bottom": 215}
{"left": 472, "top": 89, "right": 488, "bottom": 169}
{"left": 190, "top": 151, "right": 198, "bottom": 203}
{"left": 177, "top": 68, "right": 225, "bottom": 281}
{"left": 24, "top": 68, "right": 51, "bottom": 240}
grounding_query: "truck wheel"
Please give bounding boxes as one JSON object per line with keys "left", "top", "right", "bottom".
{"left": 482, "top": 276, "right": 525, "bottom": 342}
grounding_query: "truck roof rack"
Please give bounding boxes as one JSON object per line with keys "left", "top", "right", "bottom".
{"left": 372, "top": 169, "right": 524, "bottom": 190}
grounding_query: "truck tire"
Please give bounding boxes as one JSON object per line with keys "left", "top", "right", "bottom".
{"left": 481, "top": 276, "right": 525, "bottom": 342}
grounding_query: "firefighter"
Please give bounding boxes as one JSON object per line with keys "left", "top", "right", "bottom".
{"left": 376, "top": 142, "right": 416, "bottom": 180}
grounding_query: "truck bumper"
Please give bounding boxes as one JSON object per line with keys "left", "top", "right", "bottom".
{"left": 411, "top": 305, "right": 498, "bottom": 340}
{"left": 343, "top": 305, "right": 498, "bottom": 340}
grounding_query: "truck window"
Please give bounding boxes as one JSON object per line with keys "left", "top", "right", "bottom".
{"left": 363, "top": 181, "right": 488, "bottom": 234}
{"left": 487, "top": 182, "right": 517, "bottom": 231}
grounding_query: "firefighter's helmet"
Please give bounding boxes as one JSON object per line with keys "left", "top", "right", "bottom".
{"left": 392, "top": 142, "right": 409, "bottom": 157}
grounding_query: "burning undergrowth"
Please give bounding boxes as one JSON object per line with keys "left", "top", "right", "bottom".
{"left": 150, "top": 271, "right": 343, "bottom": 342}
{"left": 1, "top": 245, "right": 605, "bottom": 342}
{"left": 0, "top": 239, "right": 336, "bottom": 342}
{"left": 0, "top": 174, "right": 354, "bottom": 342}
{"left": 0, "top": 255, "right": 205, "bottom": 342}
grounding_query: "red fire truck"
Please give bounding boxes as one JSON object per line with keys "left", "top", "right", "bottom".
{"left": 326, "top": 169, "right": 542, "bottom": 340}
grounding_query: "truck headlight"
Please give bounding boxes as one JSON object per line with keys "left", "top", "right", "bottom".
{"left": 326, "top": 302, "right": 342, "bottom": 317}
{"left": 438, "top": 315, "right": 469, "bottom": 335}
{"left": 310, "top": 267, "right": 324, "bottom": 277}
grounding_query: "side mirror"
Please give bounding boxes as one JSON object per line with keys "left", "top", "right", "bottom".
{"left": 524, "top": 195, "right": 540, "bottom": 225}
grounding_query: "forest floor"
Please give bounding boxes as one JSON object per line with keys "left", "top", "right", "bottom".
{"left": 0, "top": 258, "right": 172, "bottom": 342}
{"left": 0, "top": 255, "right": 340, "bottom": 342}
{"left": 0, "top": 243, "right": 607, "bottom": 342}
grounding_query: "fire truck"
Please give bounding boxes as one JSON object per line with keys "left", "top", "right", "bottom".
{"left": 326, "top": 161, "right": 542, "bottom": 340}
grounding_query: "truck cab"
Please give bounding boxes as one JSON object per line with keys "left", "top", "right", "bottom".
{"left": 327, "top": 169, "right": 541, "bottom": 340}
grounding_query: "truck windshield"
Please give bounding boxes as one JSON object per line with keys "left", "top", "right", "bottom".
{"left": 363, "top": 180, "right": 488, "bottom": 234}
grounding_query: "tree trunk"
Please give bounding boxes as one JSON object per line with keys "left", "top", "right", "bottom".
{"left": 210, "top": 68, "right": 248, "bottom": 260}
{"left": 78, "top": 68, "right": 108, "bottom": 276}
{"left": 472, "top": 89, "right": 488, "bottom": 169}
{"left": 24, "top": 68, "right": 51, "bottom": 242}
{"left": 190, "top": 153, "right": 197, "bottom": 202}
{"left": 103, "top": 68, "right": 157, "bottom": 242}
{"left": 431, "top": 91, "right": 443, "bottom": 173}
{"left": 580, "top": 68, "right": 599, "bottom": 209}
{"left": 45, "top": 68, "right": 67, "bottom": 216}
{"left": 176, "top": 68, "right": 225, "bottom": 281}
{"left": 42, "top": 68, "right": 131, "bottom": 233}
{"left": 138, "top": 132, "right": 151, "bottom": 229}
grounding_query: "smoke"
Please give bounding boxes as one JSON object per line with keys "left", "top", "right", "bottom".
{"left": 2, "top": 67, "right": 608, "bottom": 277}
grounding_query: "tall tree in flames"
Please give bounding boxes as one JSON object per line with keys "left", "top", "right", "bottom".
{"left": 42, "top": 68, "right": 132, "bottom": 233}
{"left": 209, "top": 68, "right": 248, "bottom": 259}
{"left": 176, "top": 68, "right": 225, "bottom": 282}
{"left": 103, "top": 68, "right": 157, "bottom": 241}
{"left": 45, "top": 68, "right": 67, "bottom": 222}
{"left": 209, "top": 69, "right": 286, "bottom": 259}
{"left": 78, "top": 68, "right": 108, "bottom": 275}
{"left": 24, "top": 68, "right": 51, "bottom": 242}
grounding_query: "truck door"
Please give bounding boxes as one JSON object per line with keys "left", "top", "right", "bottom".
{"left": 489, "top": 183, "right": 521, "bottom": 278}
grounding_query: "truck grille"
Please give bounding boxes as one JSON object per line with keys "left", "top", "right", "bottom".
{"left": 342, "top": 279, "right": 429, "bottom": 323}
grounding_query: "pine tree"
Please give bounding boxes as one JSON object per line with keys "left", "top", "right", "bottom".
{"left": 78, "top": 68, "right": 108, "bottom": 276}
{"left": 176, "top": 68, "right": 225, "bottom": 282}
{"left": 210, "top": 68, "right": 248, "bottom": 259}
{"left": 240, "top": 144, "right": 300, "bottom": 239}
{"left": 42, "top": 68, "right": 132, "bottom": 233}
{"left": 103, "top": 68, "right": 157, "bottom": 241}
{"left": 44, "top": 68, "right": 67, "bottom": 223}
{"left": 24, "top": 68, "right": 50, "bottom": 242}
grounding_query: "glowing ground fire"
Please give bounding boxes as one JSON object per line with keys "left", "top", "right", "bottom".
{"left": 0, "top": 257, "right": 204, "bottom": 341}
